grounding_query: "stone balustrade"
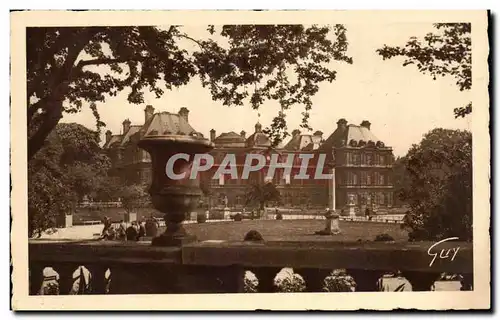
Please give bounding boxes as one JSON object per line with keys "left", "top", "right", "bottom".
{"left": 28, "top": 238, "right": 473, "bottom": 295}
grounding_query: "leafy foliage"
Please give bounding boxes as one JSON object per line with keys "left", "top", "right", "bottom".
{"left": 243, "top": 276, "right": 258, "bottom": 293}
{"left": 400, "top": 128, "right": 472, "bottom": 241}
{"left": 245, "top": 182, "right": 281, "bottom": 210}
{"left": 391, "top": 156, "right": 413, "bottom": 206}
{"left": 377, "top": 23, "right": 472, "bottom": 117}
{"left": 120, "top": 184, "right": 150, "bottom": 213}
{"left": 27, "top": 25, "right": 353, "bottom": 159}
{"left": 275, "top": 273, "right": 306, "bottom": 292}
{"left": 242, "top": 269, "right": 356, "bottom": 292}
{"left": 92, "top": 176, "right": 122, "bottom": 202}
{"left": 324, "top": 272, "right": 356, "bottom": 292}
{"left": 374, "top": 233, "right": 395, "bottom": 242}
{"left": 28, "top": 123, "right": 110, "bottom": 237}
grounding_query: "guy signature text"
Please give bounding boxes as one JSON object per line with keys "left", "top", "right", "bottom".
{"left": 428, "top": 237, "right": 460, "bottom": 267}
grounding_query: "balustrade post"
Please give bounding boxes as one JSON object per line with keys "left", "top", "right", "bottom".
{"left": 346, "top": 269, "right": 385, "bottom": 292}
{"left": 55, "top": 264, "right": 78, "bottom": 295}
{"left": 29, "top": 263, "right": 44, "bottom": 295}
{"left": 461, "top": 273, "right": 474, "bottom": 291}
{"left": 295, "top": 268, "right": 331, "bottom": 292}
{"left": 402, "top": 271, "right": 440, "bottom": 291}
{"left": 251, "top": 268, "right": 280, "bottom": 293}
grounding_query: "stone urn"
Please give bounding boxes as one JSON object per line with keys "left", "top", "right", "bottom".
{"left": 138, "top": 135, "right": 214, "bottom": 246}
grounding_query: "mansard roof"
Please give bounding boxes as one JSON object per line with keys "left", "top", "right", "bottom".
{"left": 143, "top": 111, "right": 199, "bottom": 136}
{"left": 120, "top": 125, "right": 142, "bottom": 146}
{"left": 319, "top": 121, "right": 388, "bottom": 151}
{"left": 284, "top": 132, "right": 322, "bottom": 151}
{"left": 213, "top": 131, "right": 246, "bottom": 148}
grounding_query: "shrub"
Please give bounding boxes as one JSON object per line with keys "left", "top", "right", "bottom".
{"left": 244, "top": 230, "right": 264, "bottom": 241}
{"left": 275, "top": 274, "right": 306, "bottom": 292}
{"left": 244, "top": 276, "right": 257, "bottom": 293}
{"left": 324, "top": 271, "right": 356, "bottom": 292}
{"left": 374, "top": 233, "right": 395, "bottom": 241}
{"left": 197, "top": 212, "right": 207, "bottom": 223}
{"left": 276, "top": 213, "right": 283, "bottom": 220}
{"left": 233, "top": 213, "right": 242, "bottom": 221}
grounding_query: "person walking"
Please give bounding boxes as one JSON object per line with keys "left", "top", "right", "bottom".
{"left": 100, "top": 216, "right": 111, "bottom": 239}
{"left": 365, "top": 207, "right": 372, "bottom": 221}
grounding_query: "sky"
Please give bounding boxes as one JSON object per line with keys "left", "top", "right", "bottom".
{"left": 61, "top": 23, "right": 471, "bottom": 157}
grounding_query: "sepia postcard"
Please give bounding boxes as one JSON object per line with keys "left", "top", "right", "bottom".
{"left": 10, "top": 10, "right": 490, "bottom": 311}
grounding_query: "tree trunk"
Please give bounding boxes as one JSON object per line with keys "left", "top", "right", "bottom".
{"left": 28, "top": 101, "right": 64, "bottom": 161}
{"left": 27, "top": 28, "right": 99, "bottom": 161}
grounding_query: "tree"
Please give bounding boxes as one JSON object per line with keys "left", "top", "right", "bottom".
{"left": 27, "top": 25, "right": 353, "bottom": 159}
{"left": 377, "top": 23, "right": 471, "bottom": 118}
{"left": 120, "top": 184, "right": 150, "bottom": 214}
{"left": 245, "top": 182, "right": 281, "bottom": 211}
{"left": 400, "top": 128, "right": 472, "bottom": 241}
{"left": 92, "top": 176, "right": 122, "bottom": 202}
{"left": 391, "top": 156, "right": 412, "bottom": 206}
{"left": 28, "top": 122, "right": 110, "bottom": 237}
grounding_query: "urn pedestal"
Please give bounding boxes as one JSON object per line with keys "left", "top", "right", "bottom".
{"left": 315, "top": 210, "right": 341, "bottom": 235}
{"left": 138, "top": 135, "right": 214, "bottom": 247}
{"left": 325, "top": 213, "right": 341, "bottom": 235}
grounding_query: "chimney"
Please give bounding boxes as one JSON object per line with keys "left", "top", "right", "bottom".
{"left": 210, "top": 129, "right": 216, "bottom": 141}
{"left": 240, "top": 130, "right": 246, "bottom": 139}
{"left": 145, "top": 105, "right": 155, "bottom": 123}
{"left": 105, "top": 130, "right": 112, "bottom": 143}
{"left": 292, "top": 129, "right": 301, "bottom": 137}
{"left": 178, "top": 107, "right": 190, "bottom": 123}
{"left": 337, "top": 118, "right": 347, "bottom": 130}
{"left": 122, "top": 119, "right": 131, "bottom": 134}
{"left": 360, "top": 120, "right": 371, "bottom": 130}
{"left": 313, "top": 130, "right": 323, "bottom": 138}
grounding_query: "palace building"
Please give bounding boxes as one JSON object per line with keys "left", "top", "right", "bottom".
{"left": 318, "top": 119, "right": 395, "bottom": 211}
{"left": 102, "top": 105, "right": 395, "bottom": 212}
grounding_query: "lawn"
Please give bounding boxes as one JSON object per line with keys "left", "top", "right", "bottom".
{"left": 170, "top": 219, "right": 409, "bottom": 242}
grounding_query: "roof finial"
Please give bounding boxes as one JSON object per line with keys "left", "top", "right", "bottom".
{"left": 254, "top": 112, "right": 262, "bottom": 133}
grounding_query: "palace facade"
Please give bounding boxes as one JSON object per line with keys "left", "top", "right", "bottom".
{"left": 102, "top": 105, "right": 395, "bottom": 212}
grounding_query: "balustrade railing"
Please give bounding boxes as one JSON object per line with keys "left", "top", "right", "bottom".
{"left": 29, "top": 238, "right": 473, "bottom": 295}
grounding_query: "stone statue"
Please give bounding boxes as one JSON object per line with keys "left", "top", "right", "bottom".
{"left": 348, "top": 194, "right": 355, "bottom": 205}
{"left": 347, "top": 194, "right": 356, "bottom": 217}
